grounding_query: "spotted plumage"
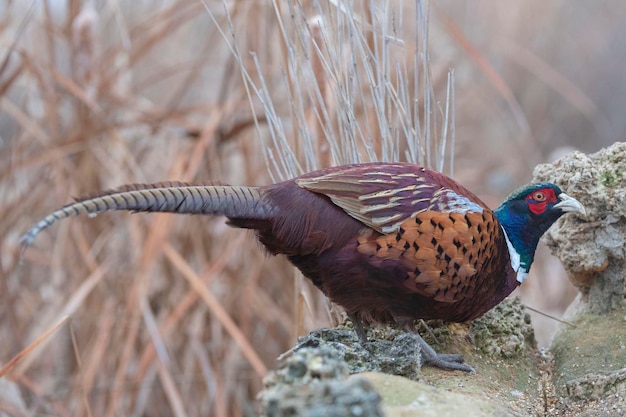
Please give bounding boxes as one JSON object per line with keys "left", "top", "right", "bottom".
{"left": 21, "top": 162, "right": 585, "bottom": 372}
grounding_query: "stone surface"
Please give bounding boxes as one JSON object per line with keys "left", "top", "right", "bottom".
{"left": 259, "top": 299, "right": 542, "bottom": 417}
{"left": 294, "top": 326, "right": 422, "bottom": 379}
{"left": 259, "top": 345, "right": 384, "bottom": 417}
{"left": 357, "top": 372, "right": 521, "bottom": 417}
{"left": 547, "top": 304, "right": 626, "bottom": 415}
{"left": 566, "top": 368, "right": 626, "bottom": 401}
{"left": 550, "top": 304, "right": 626, "bottom": 399}
{"left": 260, "top": 300, "right": 626, "bottom": 416}
{"left": 471, "top": 297, "right": 535, "bottom": 358}
{"left": 533, "top": 141, "right": 626, "bottom": 314}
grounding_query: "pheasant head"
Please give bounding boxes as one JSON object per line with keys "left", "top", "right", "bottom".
{"left": 494, "top": 183, "right": 586, "bottom": 283}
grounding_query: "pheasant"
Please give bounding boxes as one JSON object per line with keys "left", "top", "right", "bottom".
{"left": 21, "top": 162, "right": 585, "bottom": 372}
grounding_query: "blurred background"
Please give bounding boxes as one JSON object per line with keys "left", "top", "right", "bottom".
{"left": 0, "top": 1, "right": 623, "bottom": 416}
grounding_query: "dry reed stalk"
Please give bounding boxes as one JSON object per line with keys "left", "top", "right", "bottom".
{"left": 0, "top": 316, "right": 70, "bottom": 379}
{"left": 162, "top": 243, "right": 267, "bottom": 377}
{"left": 2, "top": 0, "right": 452, "bottom": 415}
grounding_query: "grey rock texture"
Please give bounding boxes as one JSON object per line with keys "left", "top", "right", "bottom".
{"left": 549, "top": 304, "right": 626, "bottom": 414}
{"left": 534, "top": 143, "right": 626, "bottom": 414}
{"left": 259, "top": 299, "right": 626, "bottom": 416}
{"left": 566, "top": 368, "right": 626, "bottom": 401}
{"left": 259, "top": 300, "right": 541, "bottom": 417}
{"left": 471, "top": 297, "right": 535, "bottom": 358}
{"left": 259, "top": 345, "right": 384, "bottom": 417}
{"left": 294, "top": 326, "right": 421, "bottom": 378}
{"left": 533, "top": 141, "right": 626, "bottom": 314}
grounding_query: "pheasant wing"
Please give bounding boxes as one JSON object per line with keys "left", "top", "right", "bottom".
{"left": 296, "top": 163, "right": 488, "bottom": 234}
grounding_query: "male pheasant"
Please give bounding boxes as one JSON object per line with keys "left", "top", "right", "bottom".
{"left": 21, "top": 162, "right": 585, "bottom": 372}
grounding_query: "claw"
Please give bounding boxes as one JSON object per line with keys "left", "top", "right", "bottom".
{"left": 414, "top": 333, "right": 475, "bottom": 373}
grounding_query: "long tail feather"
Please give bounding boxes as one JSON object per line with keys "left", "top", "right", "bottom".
{"left": 20, "top": 181, "right": 272, "bottom": 250}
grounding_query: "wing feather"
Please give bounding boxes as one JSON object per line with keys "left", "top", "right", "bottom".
{"left": 296, "top": 163, "right": 489, "bottom": 233}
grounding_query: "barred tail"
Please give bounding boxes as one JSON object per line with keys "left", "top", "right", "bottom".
{"left": 20, "top": 182, "right": 272, "bottom": 249}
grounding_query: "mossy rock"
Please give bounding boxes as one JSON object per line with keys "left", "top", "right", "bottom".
{"left": 551, "top": 304, "right": 626, "bottom": 402}
{"left": 471, "top": 296, "right": 536, "bottom": 358}
{"left": 357, "top": 372, "right": 527, "bottom": 417}
{"left": 293, "top": 326, "right": 421, "bottom": 379}
{"left": 259, "top": 345, "right": 384, "bottom": 417}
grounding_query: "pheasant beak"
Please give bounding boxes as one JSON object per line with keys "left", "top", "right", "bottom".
{"left": 554, "top": 193, "right": 586, "bottom": 217}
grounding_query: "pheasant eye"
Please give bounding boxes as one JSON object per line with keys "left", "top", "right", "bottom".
{"left": 532, "top": 191, "right": 546, "bottom": 201}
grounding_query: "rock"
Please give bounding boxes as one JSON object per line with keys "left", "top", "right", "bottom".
{"left": 471, "top": 297, "right": 536, "bottom": 358}
{"left": 566, "top": 368, "right": 626, "bottom": 401}
{"left": 550, "top": 304, "right": 626, "bottom": 399}
{"left": 259, "top": 345, "right": 384, "bottom": 417}
{"left": 259, "top": 303, "right": 543, "bottom": 416}
{"left": 548, "top": 304, "right": 626, "bottom": 414}
{"left": 357, "top": 372, "right": 521, "bottom": 417}
{"left": 533, "top": 141, "right": 626, "bottom": 314}
{"left": 294, "top": 326, "right": 421, "bottom": 379}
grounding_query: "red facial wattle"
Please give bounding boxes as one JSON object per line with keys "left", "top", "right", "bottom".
{"left": 528, "top": 200, "right": 547, "bottom": 214}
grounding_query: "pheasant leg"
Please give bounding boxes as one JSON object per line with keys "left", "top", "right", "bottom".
{"left": 414, "top": 333, "right": 475, "bottom": 373}
{"left": 351, "top": 315, "right": 475, "bottom": 372}
{"left": 348, "top": 313, "right": 370, "bottom": 344}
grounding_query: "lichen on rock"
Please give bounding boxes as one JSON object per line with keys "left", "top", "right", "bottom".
{"left": 293, "top": 326, "right": 421, "bottom": 379}
{"left": 533, "top": 141, "right": 626, "bottom": 314}
{"left": 471, "top": 297, "right": 535, "bottom": 358}
{"left": 258, "top": 345, "right": 384, "bottom": 417}
{"left": 566, "top": 368, "right": 626, "bottom": 401}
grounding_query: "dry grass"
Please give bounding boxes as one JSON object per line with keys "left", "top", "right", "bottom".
{"left": 1, "top": 1, "right": 622, "bottom": 416}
